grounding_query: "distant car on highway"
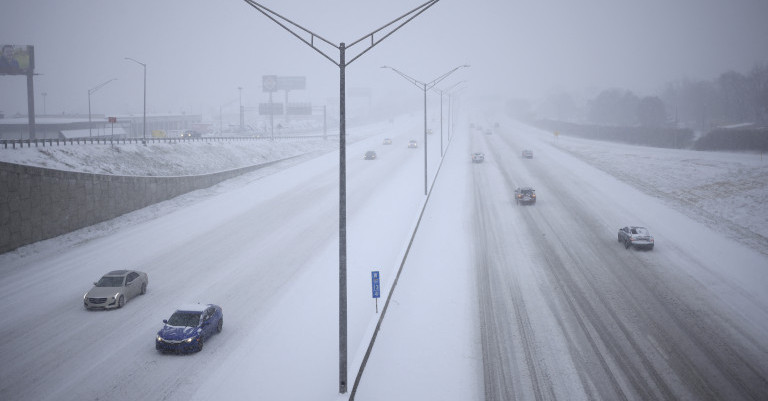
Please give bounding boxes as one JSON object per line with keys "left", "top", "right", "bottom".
{"left": 156, "top": 304, "right": 223, "bottom": 353}
{"left": 522, "top": 149, "right": 533, "bottom": 159}
{"left": 514, "top": 187, "right": 536, "bottom": 205}
{"left": 181, "top": 130, "right": 202, "bottom": 138}
{"left": 364, "top": 150, "right": 377, "bottom": 160}
{"left": 408, "top": 140, "right": 418, "bottom": 148}
{"left": 472, "top": 152, "right": 485, "bottom": 163}
{"left": 618, "top": 226, "right": 655, "bottom": 250}
{"left": 383, "top": 138, "right": 392, "bottom": 145}
{"left": 83, "top": 270, "right": 148, "bottom": 310}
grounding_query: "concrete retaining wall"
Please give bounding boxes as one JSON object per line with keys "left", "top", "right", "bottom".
{"left": 0, "top": 160, "right": 278, "bottom": 254}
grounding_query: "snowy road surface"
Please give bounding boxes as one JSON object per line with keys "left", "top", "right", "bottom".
{"left": 0, "top": 117, "right": 443, "bottom": 400}
{"left": 470, "top": 121, "right": 768, "bottom": 400}
{"left": 1, "top": 113, "right": 768, "bottom": 401}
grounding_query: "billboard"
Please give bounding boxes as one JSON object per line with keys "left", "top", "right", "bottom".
{"left": 277, "top": 76, "right": 306, "bottom": 91}
{"left": 287, "top": 102, "right": 312, "bottom": 115}
{"left": 0, "top": 45, "right": 33, "bottom": 75}
{"left": 259, "top": 103, "right": 284, "bottom": 115}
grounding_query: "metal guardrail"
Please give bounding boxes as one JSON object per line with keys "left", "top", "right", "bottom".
{"left": 0, "top": 134, "right": 337, "bottom": 149}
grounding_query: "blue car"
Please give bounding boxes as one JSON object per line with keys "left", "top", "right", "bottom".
{"left": 156, "top": 304, "right": 223, "bottom": 353}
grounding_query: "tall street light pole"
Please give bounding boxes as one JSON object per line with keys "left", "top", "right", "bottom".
{"left": 88, "top": 78, "right": 117, "bottom": 138}
{"left": 41, "top": 92, "right": 47, "bottom": 115}
{"left": 381, "top": 64, "right": 469, "bottom": 195}
{"left": 125, "top": 57, "right": 146, "bottom": 143}
{"left": 433, "top": 80, "right": 465, "bottom": 157}
{"left": 238, "top": 86, "right": 244, "bottom": 133}
{"left": 241, "top": 0, "right": 440, "bottom": 394}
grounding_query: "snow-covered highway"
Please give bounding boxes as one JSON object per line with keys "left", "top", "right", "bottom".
{"left": 1, "top": 113, "right": 767, "bottom": 401}
{"left": 471, "top": 121, "right": 768, "bottom": 400}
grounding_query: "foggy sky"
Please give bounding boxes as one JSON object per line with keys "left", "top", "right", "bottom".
{"left": 1, "top": 0, "right": 766, "bottom": 118}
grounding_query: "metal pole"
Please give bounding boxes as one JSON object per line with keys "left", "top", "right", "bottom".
{"left": 238, "top": 2, "right": 442, "bottom": 395}
{"left": 381, "top": 65, "right": 467, "bottom": 196}
{"left": 88, "top": 91, "right": 92, "bottom": 137}
{"left": 143, "top": 63, "right": 146, "bottom": 143}
{"left": 88, "top": 78, "right": 117, "bottom": 139}
{"left": 284, "top": 89, "right": 289, "bottom": 123}
{"left": 439, "top": 91, "right": 443, "bottom": 157}
{"left": 338, "top": 42, "right": 347, "bottom": 394}
{"left": 423, "top": 84, "right": 428, "bottom": 195}
{"left": 448, "top": 93, "right": 452, "bottom": 141}
{"left": 26, "top": 47, "right": 36, "bottom": 140}
{"left": 238, "top": 86, "right": 243, "bottom": 133}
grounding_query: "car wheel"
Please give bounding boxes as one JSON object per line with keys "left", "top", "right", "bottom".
{"left": 141, "top": 282, "right": 147, "bottom": 295}
{"left": 625, "top": 240, "right": 631, "bottom": 249}
{"left": 118, "top": 295, "right": 125, "bottom": 308}
{"left": 217, "top": 318, "right": 223, "bottom": 333}
{"left": 618, "top": 234, "right": 622, "bottom": 242}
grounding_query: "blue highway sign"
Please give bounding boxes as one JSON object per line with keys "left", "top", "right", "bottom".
{"left": 371, "top": 271, "right": 380, "bottom": 299}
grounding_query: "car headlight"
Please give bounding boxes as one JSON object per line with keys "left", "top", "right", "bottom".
{"left": 184, "top": 337, "right": 194, "bottom": 343}
{"left": 157, "top": 336, "right": 163, "bottom": 342}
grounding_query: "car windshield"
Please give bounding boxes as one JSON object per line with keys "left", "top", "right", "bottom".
{"left": 96, "top": 276, "right": 124, "bottom": 287}
{"left": 521, "top": 189, "right": 533, "bottom": 195}
{"left": 167, "top": 311, "right": 202, "bottom": 327}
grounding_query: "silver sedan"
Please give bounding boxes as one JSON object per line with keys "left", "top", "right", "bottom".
{"left": 84, "top": 270, "right": 148, "bottom": 310}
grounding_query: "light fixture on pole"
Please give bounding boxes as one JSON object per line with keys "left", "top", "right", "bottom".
{"left": 88, "top": 78, "right": 117, "bottom": 138}
{"left": 241, "top": 0, "right": 440, "bottom": 394}
{"left": 125, "top": 57, "right": 146, "bottom": 143}
{"left": 381, "top": 64, "right": 469, "bottom": 195}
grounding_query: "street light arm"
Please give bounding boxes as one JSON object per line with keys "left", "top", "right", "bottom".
{"left": 432, "top": 80, "right": 466, "bottom": 96}
{"left": 242, "top": 0, "right": 440, "bottom": 67}
{"left": 242, "top": 0, "right": 340, "bottom": 66}
{"left": 88, "top": 78, "right": 117, "bottom": 95}
{"left": 426, "top": 64, "right": 470, "bottom": 90}
{"left": 381, "top": 66, "right": 425, "bottom": 90}
{"left": 346, "top": 0, "right": 440, "bottom": 65}
{"left": 124, "top": 57, "right": 145, "bottom": 67}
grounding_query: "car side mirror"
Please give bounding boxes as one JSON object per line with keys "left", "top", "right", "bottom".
{"left": 162, "top": 319, "right": 168, "bottom": 324}
{"left": 93, "top": 282, "right": 98, "bottom": 286}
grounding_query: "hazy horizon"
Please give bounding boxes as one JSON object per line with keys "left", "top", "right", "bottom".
{"left": 1, "top": 0, "right": 766, "bottom": 119}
